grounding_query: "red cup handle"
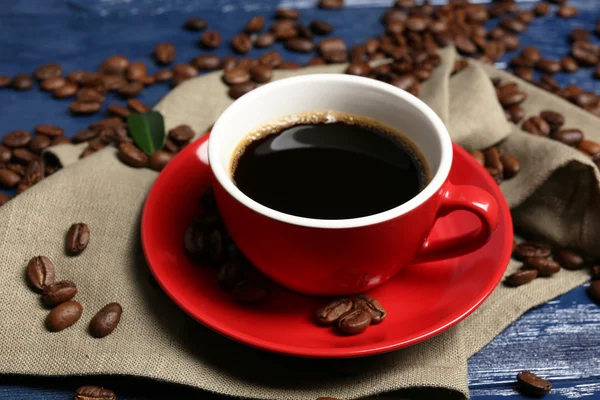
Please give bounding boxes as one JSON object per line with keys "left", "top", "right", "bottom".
{"left": 414, "top": 182, "right": 499, "bottom": 264}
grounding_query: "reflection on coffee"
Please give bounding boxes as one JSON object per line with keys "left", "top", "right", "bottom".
{"left": 231, "top": 111, "right": 429, "bottom": 219}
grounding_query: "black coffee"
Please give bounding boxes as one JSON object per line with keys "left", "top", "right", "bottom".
{"left": 231, "top": 112, "right": 429, "bottom": 219}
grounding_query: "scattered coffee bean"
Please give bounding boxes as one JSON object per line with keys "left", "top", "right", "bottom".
{"left": 277, "top": 61, "right": 302, "bottom": 70}
{"left": 318, "top": 38, "right": 347, "bottom": 55}
{"left": 245, "top": 16, "right": 265, "bottom": 33}
{"left": 0, "top": 146, "right": 10, "bottom": 163}
{"left": 498, "top": 90, "right": 527, "bottom": 108}
{"left": 35, "top": 124, "right": 64, "bottom": 137}
{"left": 231, "top": 33, "right": 252, "bottom": 54}
{"left": 149, "top": 150, "right": 173, "bottom": 172}
{"left": 285, "top": 38, "right": 315, "bottom": 53}
{"left": 101, "top": 74, "right": 127, "bottom": 91}
{"left": 275, "top": 8, "right": 300, "bottom": 19}
{"left": 259, "top": 51, "right": 283, "bottom": 68}
{"left": 316, "top": 298, "right": 353, "bottom": 325}
{"left": 517, "top": 371, "right": 552, "bottom": 396}
{"left": 126, "top": 98, "right": 151, "bottom": 114}
{"left": 27, "top": 256, "right": 55, "bottom": 291}
{"left": 51, "top": 135, "right": 71, "bottom": 146}
{"left": 74, "top": 385, "right": 117, "bottom": 400}
{"left": 41, "top": 280, "right": 77, "bottom": 307}
{"left": 168, "top": 125, "right": 195, "bottom": 143}
{"left": 70, "top": 101, "right": 102, "bottom": 115}
{"left": 505, "top": 105, "right": 525, "bottom": 123}
{"left": 21, "top": 159, "right": 44, "bottom": 188}
{"left": 100, "top": 55, "right": 130, "bottom": 74}
{"left": 500, "top": 155, "right": 520, "bottom": 178}
{"left": 184, "top": 17, "right": 207, "bottom": 31}
{"left": 232, "top": 281, "right": 269, "bottom": 303}
{"left": 505, "top": 269, "right": 538, "bottom": 287}
{"left": 11, "top": 74, "right": 34, "bottom": 90}
{"left": 191, "top": 55, "right": 221, "bottom": 71}
{"left": 12, "top": 148, "right": 37, "bottom": 165}
{"left": 6, "top": 163, "right": 25, "bottom": 177}
{"left": 89, "top": 302, "right": 123, "bottom": 338}
{"left": 154, "top": 68, "right": 174, "bottom": 82}
{"left": 201, "top": 31, "right": 222, "bottom": 48}
{"left": 539, "top": 110, "right": 565, "bottom": 131}
{"left": 310, "top": 20, "right": 333, "bottom": 35}
{"left": 346, "top": 62, "right": 371, "bottom": 76}
{"left": 515, "top": 241, "right": 552, "bottom": 260}
{"left": 577, "top": 140, "right": 600, "bottom": 158}
{"left": 534, "top": 2, "right": 549, "bottom": 16}
{"left": 554, "top": 248, "right": 585, "bottom": 270}
{"left": 551, "top": 128, "right": 583, "bottom": 146}
{"left": 228, "top": 82, "right": 256, "bottom": 99}
{"left": 560, "top": 56, "right": 579, "bottom": 73}
{"left": 470, "top": 150, "right": 485, "bottom": 166}
{"left": 126, "top": 61, "right": 147, "bottom": 81}
{"left": 40, "top": 76, "right": 66, "bottom": 91}
{"left": 53, "top": 82, "right": 78, "bottom": 98}
{"left": 484, "top": 147, "right": 503, "bottom": 173}
{"left": 46, "top": 300, "right": 83, "bottom": 332}
{"left": 502, "top": 34, "right": 520, "bottom": 51}
{"left": 571, "top": 41, "right": 599, "bottom": 66}
{"left": 72, "top": 129, "right": 97, "bottom": 143}
{"left": 500, "top": 17, "right": 526, "bottom": 34}
{"left": 3, "top": 130, "right": 31, "bottom": 148}
{"left": 118, "top": 142, "right": 148, "bottom": 168}
{"left": 557, "top": 4, "right": 578, "bottom": 18}
{"left": 307, "top": 56, "right": 326, "bottom": 66}
{"left": 337, "top": 308, "right": 372, "bottom": 334}
{"left": 523, "top": 257, "right": 561, "bottom": 277}
{"left": 34, "top": 63, "right": 62, "bottom": 81}
{"left": 354, "top": 295, "right": 386, "bottom": 323}
{"left": 66, "top": 223, "right": 90, "bottom": 255}
{"left": 536, "top": 59, "right": 561, "bottom": 74}
{"left": 250, "top": 64, "right": 273, "bottom": 83}
{"left": 255, "top": 33, "right": 276, "bottom": 48}
{"left": 319, "top": 0, "right": 344, "bottom": 9}
{"left": 154, "top": 43, "right": 176, "bottom": 65}
{"left": 522, "top": 116, "right": 550, "bottom": 136}
{"left": 118, "top": 81, "right": 144, "bottom": 98}
{"left": 108, "top": 104, "right": 131, "bottom": 119}
{"left": 0, "top": 75, "right": 10, "bottom": 88}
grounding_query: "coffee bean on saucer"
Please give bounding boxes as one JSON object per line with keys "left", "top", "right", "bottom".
{"left": 218, "top": 260, "right": 247, "bottom": 291}
{"left": 118, "top": 143, "right": 148, "bottom": 168}
{"left": 46, "top": 300, "right": 83, "bottom": 332}
{"left": 75, "top": 385, "right": 117, "bottom": 400}
{"left": 354, "top": 295, "right": 386, "bottom": 324}
{"left": 337, "top": 308, "right": 372, "bottom": 334}
{"left": 184, "top": 17, "right": 207, "bottom": 31}
{"left": 517, "top": 371, "right": 552, "bottom": 396}
{"left": 89, "top": 302, "right": 123, "bottom": 338}
{"left": 27, "top": 255, "right": 55, "bottom": 291}
{"left": 232, "top": 281, "right": 269, "bottom": 303}
{"left": 505, "top": 269, "right": 538, "bottom": 287}
{"left": 184, "top": 225, "right": 207, "bottom": 259}
{"left": 41, "top": 280, "right": 77, "bottom": 307}
{"left": 515, "top": 241, "right": 552, "bottom": 261}
{"left": 522, "top": 257, "right": 561, "bottom": 277}
{"left": 66, "top": 222, "right": 90, "bottom": 255}
{"left": 316, "top": 298, "right": 353, "bottom": 325}
{"left": 554, "top": 248, "right": 585, "bottom": 270}
{"left": 589, "top": 281, "right": 600, "bottom": 305}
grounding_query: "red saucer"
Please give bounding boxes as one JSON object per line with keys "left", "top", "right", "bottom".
{"left": 141, "top": 134, "right": 513, "bottom": 358}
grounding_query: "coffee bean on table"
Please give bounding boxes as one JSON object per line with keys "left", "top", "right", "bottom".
{"left": 34, "top": 124, "right": 63, "bottom": 137}
{"left": 126, "top": 61, "right": 147, "bottom": 81}
{"left": 108, "top": 104, "right": 131, "bottom": 119}
{"left": 184, "top": 17, "right": 207, "bottom": 31}
{"left": 0, "top": 146, "right": 10, "bottom": 163}
{"left": 154, "top": 69, "right": 173, "bottom": 82}
{"left": 3, "top": 130, "right": 31, "bottom": 148}
{"left": 560, "top": 56, "right": 579, "bottom": 73}
{"left": 53, "top": 82, "right": 78, "bottom": 98}
{"left": 34, "top": 63, "right": 62, "bottom": 80}
{"left": 0, "top": 193, "right": 11, "bottom": 207}
{"left": 245, "top": 16, "right": 265, "bottom": 33}
{"left": 536, "top": 59, "right": 561, "bottom": 74}
{"left": 554, "top": 248, "right": 585, "bottom": 270}
{"left": 505, "top": 269, "right": 538, "bottom": 287}
{"left": 232, "top": 281, "right": 269, "bottom": 303}
{"left": 168, "top": 125, "right": 195, "bottom": 143}
{"left": 345, "top": 62, "right": 371, "bottom": 76}
{"left": 100, "top": 55, "right": 130, "bottom": 74}
{"left": 66, "top": 223, "right": 90, "bottom": 255}
{"left": 285, "top": 38, "right": 314, "bottom": 53}
{"left": 255, "top": 33, "right": 276, "bottom": 48}
{"left": 337, "top": 308, "right": 372, "bottom": 334}
{"left": 75, "top": 385, "right": 117, "bottom": 400}
{"left": 89, "top": 302, "right": 123, "bottom": 338}
{"left": 40, "top": 77, "right": 66, "bottom": 91}
{"left": 172, "top": 64, "right": 198, "bottom": 81}
{"left": 228, "top": 82, "right": 256, "bottom": 100}
{"left": 231, "top": 33, "right": 252, "bottom": 54}
{"left": 571, "top": 41, "right": 599, "bottom": 66}
{"left": 223, "top": 67, "right": 251, "bottom": 85}
{"left": 557, "top": 4, "right": 578, "bottom": 18}
{"left": 589, "top": 281, "right": 600, "bottom": 305}
{"left": 11, "top": 74, "right": 33, "bottom": 90}
{"left": 191, "top": 55, "right": 221, "bottom": 71}
{"left": 201, "top": 31, "right": 222, "bottom": 48}
{"left": 41, "top": 280, "right": 77, "bottom": 307}
{"left": 0, "top": 75, "right": 10, "bottom": 88}
{"left": 12, "top": 148, "right": 38, "bottom": 165}
{"left": 118, "top": 142, "right": 148, "bottom": 168}
{"left": 522, "top": 116, "right": 550, "bottom": 136}
{"left": 154, "top": 43, "right": 176, "bottom": 65}
{"left": 275, "top": 8, "right": 299, "bottom": 19}
{"left": 101, "top": 74, "right": 127, "bottom": 91}
{"left": 310, "top": 20, "right": 333, "bottom": 35}
{"left": 498, "top": 90, "right": 527, "bottom": 108}
{"left": 72, "top": 129, "right": 97, "bottom": 143}
{"left": 46, "top": 300, "right": 83, "bottom": 332}
{"left": 517, "top": 371, "right": 552, "bottom": 396}
{"left": 534, "top": 2, "right": 549, "bottom": 16}
{"left": 319, "top": 0, "right": 344, "bottom": 9}
{"left": 118, "top": 81, "right": 143, "bottom": 98}
{"left": 27, "top": 256, "right": 55, "bottom": 291}
{"left": 70, "top": 101, "right": 102, "bottom": 115}
{"left": 149, "top": 150, "right": 173, "bottom": 172}
{"left": 523, "top": 257, "right": 561, "bottom": 277}
{"left": 307, "top": 56, "right": 326, "bottom": 66}
{"left": 515, "top": 241, "right": 552, "bottom": 260}
{"left": 28, "top": 135, "right": 51, "bottom": 155}
{"left": 484, "top": 147, "right": 503, "bottom": 172}
{"left": 126, "top": 98, "right": 150, "bottom": 114}
{"left": 318, "top": 38, "right": 346, "bottom": 54}
{"left": 259, "top": 51, "right": 283, "bottom": 68}
{"left": 250, "top": 64, "right": 273, "bottom": 83}
{"left": 354, "top": 295, "right": 386, "bottom": 323}
{"left": 502, "top": 34, "right": 520, "bottom": 51}
{"left": 500, "top": 17, "right": 526, "bottom": 34}
{"left": 316, "top": 298, "right": 353, "bottom": 325}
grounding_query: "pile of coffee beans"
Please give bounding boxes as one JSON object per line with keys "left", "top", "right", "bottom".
{"left": 74, "top": 385, "right": 117, "bottom": 400}
{"left": 517, "top": 371, "right": 552, "bottom": 396}
{"left": 316, "top": 295, "right": 387, "bottom": 335}
{"left": 25, "top": 223, "right": 123, "bottom": 336}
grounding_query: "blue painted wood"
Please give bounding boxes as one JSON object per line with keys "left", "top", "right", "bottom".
{"left": 0, "top": 1, "right": 599, "bottom": 399}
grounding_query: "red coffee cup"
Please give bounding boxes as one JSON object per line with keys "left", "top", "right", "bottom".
{"left": 209, "top": 74, "right": 499, "bottom": 296}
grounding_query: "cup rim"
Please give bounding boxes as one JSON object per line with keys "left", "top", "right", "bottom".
{"left": 208, "top": 74, "right": 452, "bottom": 229}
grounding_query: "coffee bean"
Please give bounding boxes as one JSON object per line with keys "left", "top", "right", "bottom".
{"left": 46, "top": 300, "right": 83, "bottom": 332}
{"left": 505, "top": 105, "right": 525, "bottom": 124}
{"left": 534, "top": 2, "right": 549, "bottom": 16}
{"left": 40, "top": 76, "right": 66, "bottom": 91}
{"left": 65, "top": 222, "right": 90, "bottom": 256}
{"left": 3, "top": 130, "right": 31, "bottom": 148}
{"left": 310, "top": 20, "right": 333, "bottom": 35}
{"left": 285, "top": 38, "right": 314, "bottom": 53}
{"left": 502, "top": 34, "right": 520, "bottom": 51}
{"left": 172, "top": 64, "right": 198, "bottom": 81}
{"left": 50, "top": 136, "right": 71, "bottom": 147}
{"left": 297, "top": 23, "right": 313, "bottom": 40}
{"left": 500, "top": 17, "right": 526, "bottom": 34}
{"left": 6, "top": 163, "right": 25, "bottom": 177}
{"left": 455, "top": 35, "right": 477, "bottom": 55}
{"left": 125, "top": 61, "right": 147, "bottom": 81}
{"left": 236, "top": 58, "right": 258, "bottom": 71}
{"left": 322, "top": 50, "right": 347, "bottom": 64}
{"left": 75, "top": 385, "right": 117, "bottom": 400}
{"left": 148, "top": 150, "right": 173, "bottom": 172}
{"left": 275, "top": 8, "right": 299, "bottom": 19}
{"left": 0, "top": 75, "right": 10, "bottom": 88}
{"left": 354, "top": 295, "right": 386, "bottom": 323}
{"left": 184, "top": 17, "right": 207, "bottom": 31}
{"left": 318, "top": 38, "right": 346, "bottom": 54}
{"left": 536, "top": 59, "right": 561, "bottom": 74}
{"left": 471, "top": 150, "right": 485, "bottom": 166}
{"left": 538, "top": 111, "right": 564, "bottom": 131}
{"left": 557, "top": 4, "right": 578, "bottom": 18}
{"left": 577, "top": 140, "right": 600, "bottom": 158}
{"left": 484, "top": 147, "right": 503, "bottom": 173}
{"left": 554, "top": 248, "right": 585, "bottom": 270}
{"left": 515, "top": 241, "right": 552, "bottom": 261}
{"left": 316, "top": 298, "right": 353, "bottom": 325}
{"left": 100, "top": 74, "right": 127, "bottom": 91}
{"left": 591, "top": 265, "right": 600, "bottom": 280}
{"left": 12, "top": 148, "right": 38, "bottom": 165}
{"left": 500, "top": 155, "right": 520, "bottom": 179}
{"left": 337, "top": 308, "right": 372, "bottom": 334}
{"left": 522, "top": 116, "right": 550, "bottom": 136}
{"left": 34, "top": 63, "right": 62, "bottom": 81}
{"left": 0, "top": 193, "right": 11, "bottom": 207}
{"left": 118, "top": 143, "right": 148, "bottom": 168}
{"left": 33, "top": 125, "right": 63, "bottom": 139}
{"left": 231, "top": 33, "right": 252, "bottom": 54}
{"left": 125, "top": 99, "right": 149, "bottom": 115}
{"left": 559, "top": 56, "right": 579, "bottom": 73}
{"left": 100, "top": 55, "right": 130, "bottom": 74}
{"left": 517, "top": 371, "right": 552, "bottom": 396}
{"left": 505, "top": 269, "right": 538, "bottom": 287}
{"left": 574, "top": 92, "right": 599, "bottom": 108}
{"left": 191, "top": 55, "right": 221, "bottom": 71}
{"left": 41, "top": 280, "right": 77, "bottom": 307}
{"left": 255, "top": 33, "right": 276, "bottom": 48}
{"left": 53, "top": 82, "right": 78, "bottom": 98}
{"left": 168, "top": 124, "right": 195, "bottom": 144}
{"left": 277, "top": 61, "right": 302, "bottom": 70}
{"left": 249, "top": 64, "right": 273, "bottom": 83}
{"left": 497, "top": 87, "right": 527, "bottom": 107}
{"left": 11, "top": 74, "right": 33, "bottom": 90}
{"left": 245, "top": 16, "right": 265, "bottom": 33}
{"left": 569, "top": 27, "right": 590, "bottom": 43}
{"left": 232, "top": 281, "right": 269, "bottom": 303}
{"left": 22, "top": 159, "right": 44, "bottom": 189}
{"left": 452, "top": 60, "right": 469, "bottom": 75}
{"left": 571, "top": 41, "right": 599, "bottom": 66}
{"left": 0, "top": 146, "right": 10, "bottom": 163}
{"left": 119, "top": 81, "right": 144, "bottom": 98}
{"left": 89, "top": 302, "right": 123, "bottom": 338}
{"left": 108, "top": 104, "right": 131, "bottom": 119}
{"left": 163, "top": 138, "right": 179, "bottom": 153}
{"left": 70, "top": 101, "right": 102, "bottom": 115}
{"left": 154, "top": 68, "right": 173, "bottom": 82}
{"left": 218, "top": 259, "right": 247, "bottom": 291}
{"left": 27, "top": 256, "right": 55, "bottom": 291}
{"left": 307, "top": 56, "right": 326, "bottom": 66}
{"left": 222, "top": 67, "right": 251, "bottom": 86}
{"left": 523, "top": 257, "right": 561, "bottom": 277}
{"left": 345, "top": 62, "right": 371, "bottom": 77}
{"left": 319, "top": 0, "right": 344, "bottom": 9}
{"left": 516, "top": 10, "right": 535, "bottom": 24}
{"left": 551, "top": 128, "right": 583, "bottom": 146}
{"left": 72, "top": 129, "right": 97, "bottom": 143}
{"left": 201, "top": 31, "right": 222, "bottom": 49}
{"left": 520, "top": 46, "right": 541, "bottom": 64}
{"left": 154, "top": 43, "right": 176, "bottom": 65}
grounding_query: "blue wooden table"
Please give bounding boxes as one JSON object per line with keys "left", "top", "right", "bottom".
{"left": 1, "top": 0, "right": 599, "bottom": 398}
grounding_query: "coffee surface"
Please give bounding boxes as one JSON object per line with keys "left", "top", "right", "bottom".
{"left": 231, "top": 112, "right": 428, "bottom": 220}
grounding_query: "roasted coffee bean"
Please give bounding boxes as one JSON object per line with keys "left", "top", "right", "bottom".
{"left": 74, "top": 385, "right": 117, "bottom": 400}
{"left": 345, "top": 62, "right": 371, "bottom": 77}
{"left": 471, "top": 150, "right": 485, "bottom": 167}
{"left": 354, "top": 295, "right": 386, "bottom": 323}
{"left": 70, "top": 101, "right": 102, "bottom": 114}
{"left": 520, "top": 46, "right": 541, "bottom": 64}
{"left": 101, "top": 74, "right": 127, "bottom": 91}
{"left": 163, "top": 138, "right": 179, "bottom": 153}
{"left": 337, "top": 308, "right": 372, "bottom": 334}
{"left": 79, "top": 72, "right": 104, "bottom": 90}
{"left": 522, "top": 116, "right": 550, "bottom": 136}
{"left": 218, "top": 259, "right": 247, "bottom": 291}
{"left": 389, "top": 74, "right": 417, "bottom": 90}
{"left": 191, "top": 55, "right": 221, "bottom": 71}
{"left": 40, "top": 77, "right": 66, "bottom": 91}
{"left": 118, "top": 143, "right": 148, "bottom": 168}
{"left": 184, "top": 17, "right": 207, "bottom": 31}
{"left": 41, "top": 280, "right": 77, "bottom": 307}
{"left": 318, "top": 38, "right": 346, "bottom": 55}
{"left": 285, "top": 38, "right": 314, "bottom": 53}
{"left": 515, "top": 241, "right": 552, "bottom": 261}
{"left": 271, "top": 20, "right": 297, "bottom": 40}
{"left": 126, "top": 61, "right": 147, "bottom": 81}
{"left": 245, "top": 16, "right": 264, "bottom": 33}
{"left": 571, "top": 41, "right": 599, "bottom": 66}
{"left": 577, "top": 140, "right": 600, "bottom": 158}
{"left": 21, "top": 159, "right": 44, "bottom": 188}
{"left": 588, "top": 281, "right": 600, "bottom": 305}
{"left": 505, "top": 269, "right": 538, "bottom": 287}
{"left": 322, "top": 50, "right": 347, "bottom": 64}
{"left": 319, "top": 0, "right": 344, "bottom": 9}
{"left": 184, "top": 224, "right": 206, "bottom": 258}
{"left": 452, "top": 60, "right": 469, "bottom": 75}
{"left": 505, "top": 105, "right": 525, "bottom": 123}
{"left": 107, "top": 104, "right": 131, "bottom": 119}
{"left": 118, "top": 81, "right": 143, "bottom": 98}
{"left": 560, "top": 56, "right": 579, "bottom": 73}
{"left": 172, "top": 64, "right": 198, "bottom": 81}
{"left": 455, "top": 35, "right": 477, "bottom": 55}
{"left": 499, "top": 91, "right": 527, "bottom": 108}
{"left": 259, "top": 51, "right": 283, "bottom": 68}
{"left": 100, "top": 55, "right": 130, "bottom": 74}
{"left": 50, "top": 136, "right": 71, "bottom": 146}
{"left": 516, "top": 10, "right": 535, "bottom": 24}
{"left": 34, "top": 63, "right": 62, "bottom": 80}
{"left": 72, "top": 129, "right": 97, "bottom": 143}
{"left": 153, "top": 43, "right": 176, "bottom": 65}
{"left": 510, "top": 57, "right": 535, "bottom": 69}
{"left": 275, "top": 8, "right": 299, "bottom": 19}
{"left": 6, "top": 163, "right": 25, "bottom": 177}
{"left": 551, "top": 128, "right": 583, "bottom": 146}
{"left": 66, "top": 223, "right": 90, "bottom": 255}
{"left": 126, "top": 98, "right": 150, "bottom": 114}
{"left": 201, "top": 31, "right": 222, "bottom": 49}
{"left": 0, "top": 146, "right": 10, "bottom": 163}
{"left": 148, "top": 151, "right": 173, "bottom": 172}
{"left": 574, "top": 92, "right": 599, "bottom": 108}
{"left": 154, "top": 68, "right": 173, "bottom": 82}
{"left": 0, "top": 75, "right": 10, "bottom": 88}
{"left": 249, "top": 64, "right": 273, "bottom": 83}
{"left": 569, "top": 28, "right": 590, "bottom": 43}
{"left": 46, "top": 300, "right": 83, "bottom": 332}
{"left": 34, "top": 124, "right": 63, "bottom": 137}
{"left": 27, "top": 256, "right": 55, "bottom": 291}
{"left": 11, "top": 74, "right": 33, "bottom": 90}
{"left": 310, "top": 20, "right": 333, "bottom": 35}
{"left": 307, "top": 56, "right": 326, "bottom": 66}
{"left": 316, "top": 298, "right": 353, "bottom": 325}
{"left": 554, "top": 248, "right": 585, "bottom": 270}
{"left": 3, "top": 130, "right": 31, "bottom": 148}
{"left": 484, "top": 147, "right": 503, "bottom": 174}
{"left": 236, "top": 58, "right": 258, "bottom": 71}
{"left": 539, "top": 110, "right": 565, "bottom": 131}
{"left": 500, "top": 155, "right": 520, "bottom": 178}
{"left": 557, "top": 4, "right": 578, "bottom": 18}
{"left": 223, "top": 67, "right": 251, "bottom": 86}
{"left": 591, "top": 265, "right": 600, "bottom": 280}
{"left": 500, "top": 17, "right": 526, "bottom": 34}
{"left": 0, "top": 193, "right": 11, "bottom": 207}
{"left": 207, "top": 229, "right": 226, "bottom": 265}
{"left": 536, "top": 59, "right": 561, "bottom": 74}
{"left": 53, "top": 82, "right": 78, "bottom": 98}
{"left": 255, "top": 33, "right": 276, "bottom": 48}
{"left": 232, "top": 281, "right": 269, "bottom": 303}
{"left": 89, "top": 302, "right": 123, "bottom": 338}
{"left": 502, "top": 34, "right": 520, "bottom": 51}
{"left": 523, "top": 256, "right": 561, "bottom": 277}
{"left": 12, "top": 148, "right": 38, "bottom": 165}
{"left": 168, "top": 124, "right": 195, "bottom": 144}
{"left": 539, "top": 74, "right": 561, "bottom": 93}
{"left": 534, "top": 2, "right": 550, "bottom": 16}
{"left": 231, "top": 33, "right": 252, "bottom": 54}
{"left": 517, "top": 371, "right": 552, "bottom": 396}
{"left": 296, "top": 23, "right": 313, "bottom": 40}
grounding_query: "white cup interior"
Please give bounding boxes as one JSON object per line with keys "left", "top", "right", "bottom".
{"left": 208, "top": 74, "right": 452, "bottom": 229}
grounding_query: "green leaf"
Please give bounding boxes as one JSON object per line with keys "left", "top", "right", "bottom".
{"left": 127, "top": 111, "right": 166, "bottom": 155}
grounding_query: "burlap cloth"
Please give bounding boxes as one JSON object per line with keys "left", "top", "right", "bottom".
{"left": 1, "top": 47, "right": 597, "bottom": 399}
